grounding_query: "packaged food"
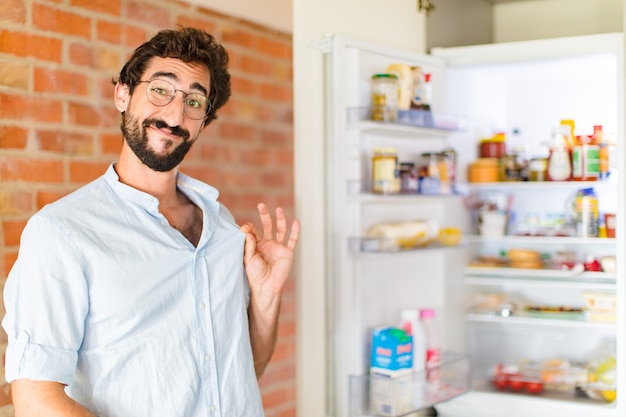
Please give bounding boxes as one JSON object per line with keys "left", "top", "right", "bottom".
{"left": 468, "top": 158, "right": 499, "bottom": 183}
{"left": 366, "top": 219, "right": 439, "bottom": 251}
{"left": 583, "top": 291, "right": 616, "bottom": 322}
{"left": 372, "top": 148, "right": 400, "bottom": 194}
{"left": 371, "top": 73, "right": 399, "bottom": 121}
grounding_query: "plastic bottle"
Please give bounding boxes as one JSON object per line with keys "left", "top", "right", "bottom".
{"left": 575, "top": 187, "right": 599, "bottom": 237}
{"left": 400, "top": 309, "right": 427, "bottom": 410}
{"left": 547, "top": 126, "right": 572, "bottom": 181}
{"left": 400, "top": 309, "right": 425, "bottom": 372}
{"left": 420, "top": 308, "right": 442, "bottom": 398}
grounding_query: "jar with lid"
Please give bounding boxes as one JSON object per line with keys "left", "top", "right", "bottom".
{"left": 500, "top": 152, "right": 522, "bottom": 182}
{"left": 528, "top": 157, "right": 548, "bottom": 181}
{"left": 371, "top": 73, "right": 399, "bottom": 122}
{"left": 372, "top": 148, "right": 400, "bottom": 194}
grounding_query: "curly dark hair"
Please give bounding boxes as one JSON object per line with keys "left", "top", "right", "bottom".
{"left": 114, "top": 27, "right": 231, "bottom": 125}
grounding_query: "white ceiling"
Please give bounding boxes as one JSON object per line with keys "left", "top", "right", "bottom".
{"left": 185, "top": 0, "right": 293, "bottom": 33}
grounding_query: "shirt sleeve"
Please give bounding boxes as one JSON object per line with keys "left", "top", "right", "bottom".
{"left": 2, "top": 213, "right": 89, "bottom": 385}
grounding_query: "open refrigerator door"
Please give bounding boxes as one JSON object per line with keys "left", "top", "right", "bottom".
{"left": 323, "top": 33, "right": 625, "bottom": 417}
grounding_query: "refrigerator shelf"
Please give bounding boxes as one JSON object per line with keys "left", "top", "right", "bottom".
{"left": 465, "top": 266, "right": 616, "bottom": 283}
{"left": 347, "top": 107, "right": 467, "bottom": 135}
{"left": 465, "top": 180, "right": 618, "bottom": 192}
{"left": 349, "top": 237, "right": 463, "bottom": 254}
{"left": 464, "top": 234, "right": 616, "bottom": 245}
{"left": 349, "top": 352, "right": 470, "bottom": 417}
{"left": 465, "top": 313, "right": 617, "bottom": 330}
{"left": 346, "top": 179, "right": 463, "bottom": 198}
{"left": 465, "top": 275, "right": 616, "bottom": 291}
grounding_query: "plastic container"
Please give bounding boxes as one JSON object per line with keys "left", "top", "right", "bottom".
{"left": 468, "top": 158, "right": 499, "bottom": 183}
{"left": 574, "top": 187, "right": 599, "bottom": 237}
{"left": 420, "top": 308, "right": 442, "bottom": 399}
{"left": 547, "top": 126, "right": 573, "bottom": 181}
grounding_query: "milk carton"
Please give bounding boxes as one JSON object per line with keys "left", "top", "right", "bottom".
{"left": 370, "top": 328, "right": 413, "bottom": 416}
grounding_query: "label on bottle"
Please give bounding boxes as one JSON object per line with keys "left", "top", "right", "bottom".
{"left": 547, "top": 148, "right": 572, "bottom": 181}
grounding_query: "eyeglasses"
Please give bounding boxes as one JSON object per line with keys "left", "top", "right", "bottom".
{"left": 137, "top": 79, "right": 211, "bottom": 120}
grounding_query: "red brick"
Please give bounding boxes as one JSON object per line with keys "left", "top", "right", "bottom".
{"left": 69, "top": 42, "right": 94, "bottom": 68}
{"left": 97, "top": 20, "right": 122, "bottom": 44}
{"left": 33, "top": 3, "right": 91, "bottom": 39}
{"left": 0, "top": 30, "right": 62, "bottom": 62}
{"left": 230, "top": 76, "right": 257, "bottom": 97}
{"left": 36, "top": 130, "right": 94, "bottom": 155}
{"left": 240, "top": 55, "right": 272, "bottom": 76}
{"left": 0, "top": 125, "right": 28, "bottom": 149}
{"left": 261, "top": 384, "right": 296, "bottom": 409}
{"left": 34, "top": 67, "right": 89, "bottom": 96}
{"left": 219, "top": 122, "right": 256, "bottom": 142}
{"left": 69, "top": 161, "right": 109, "bottom": 184}
{"left": 3, "top": 251, "right": 18, "bottom": 278}
{"left": 126, "top": 1, "right": 171, "bottom": 29}
{"left": 100, "top": 132, "right": 122, "bottom": 155}
{"left": 68, "top": 102, "right": 119, "bottom": 128}
{"left": 0, "top": 189, "right": 33, "bottom": 215}
{"left": 0, "top": 93, "right": 63, "bottom": 123}
{"left": 0, "top": 0, "right": 26, "bottom": 24}
{"left": 259, "top": 38, "right": 291, "bottom": 59}
{"left": 70, "top": 0, "right": 121, "bottom": 16}
{"left": 260, "top": 83, "right": 292, "bottom": 103}
{"left": 3, "top": 219, "right": 26, "bottom": 246}
{"left": 123, "top": 24, "right": 146, "bottom": 48}
{"left": 222, "top": 26, "right": 257, "bottom": 49}
{"left": 36, "top": 190, "right": 70, "bottom": 209}
{"left": 2, "top": 158, "right": 64, "bottom": 183}
{"left": 176, "top": 16, "right": 217, "bottom": 34}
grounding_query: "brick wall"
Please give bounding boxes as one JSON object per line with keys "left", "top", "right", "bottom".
{"left": 0, "top": 1, "right": 295, "bottom": 416}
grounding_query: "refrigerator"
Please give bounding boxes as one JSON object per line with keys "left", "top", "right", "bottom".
{"left": 322, "top": 32, "right": 624, "bottom": 417}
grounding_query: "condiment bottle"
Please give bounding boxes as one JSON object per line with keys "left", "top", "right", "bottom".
{"left": 546, "top": 126, "right": 572, "bottom": 181}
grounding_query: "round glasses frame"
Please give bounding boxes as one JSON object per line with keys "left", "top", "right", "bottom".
{"left": 137, "top": 79, "right": 211, "bottom": 120}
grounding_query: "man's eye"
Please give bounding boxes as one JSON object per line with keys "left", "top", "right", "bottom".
{"left": 152, "top": 87, "right": 170, "bottom": 96}
{"left": 186, "top": 98, "right": 202, "bottom": 108}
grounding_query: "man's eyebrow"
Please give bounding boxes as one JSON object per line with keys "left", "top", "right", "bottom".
{"left": 149, "top": 71, "right": 209, "bottom": 96}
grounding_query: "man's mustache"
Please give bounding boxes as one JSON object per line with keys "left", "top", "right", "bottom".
{"left": 143, "top": 119, "right": 190, "bottom": 140}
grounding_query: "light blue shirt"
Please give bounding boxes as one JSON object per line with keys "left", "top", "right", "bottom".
{"left": 2, "top": 164, "right": 264, "bottom": 417}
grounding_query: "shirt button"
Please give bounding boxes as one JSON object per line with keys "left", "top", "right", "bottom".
{"left": 199, "top": 302, "right": 206, "bottom": 310}
{"left": 210, "top": 405, "right": 216, "bottom": 412}
{"left": 205, "top": 354, "right": 212, "bottom": 362}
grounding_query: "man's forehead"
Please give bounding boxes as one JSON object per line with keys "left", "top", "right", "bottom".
{"left": 143, "top": 57, "right": 210, "bottom": 87}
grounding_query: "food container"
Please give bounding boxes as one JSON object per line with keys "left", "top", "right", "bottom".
{"left": 371, "top": 148, "right": 400, "bottom": 194}
{"left": 371, "top": 73, "right": 399, "bottom": 122}
{"left": 468, "top": 158, "right": 499, "bottom": 183}
{"left": 583, "top": 291, "right": 616, "bottom": 322}
{"left": 480, "top": 138, "right": 506, "bottom": 158}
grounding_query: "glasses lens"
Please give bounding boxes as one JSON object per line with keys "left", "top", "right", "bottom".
{"left": 146, "top": 80, "right": 175, "bottom": 106}
{"left": 183, "top": 94, "right": 210, "bottom": 120}
{"left": 144, "top": 79, "right": 210, "bottom": 120}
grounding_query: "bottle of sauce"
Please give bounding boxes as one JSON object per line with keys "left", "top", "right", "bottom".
{"left": 596, "top": 125, "right": 610, "bottom": 180}
{"left": 547, "top": 126, "right": 572, "bottom": 181}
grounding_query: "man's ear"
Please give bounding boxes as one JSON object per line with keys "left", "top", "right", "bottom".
{"left": 114, "top": 82, "right": 130, "bottom": 112}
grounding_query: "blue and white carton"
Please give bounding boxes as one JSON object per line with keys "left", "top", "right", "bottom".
{"left": 370, "top": 327, "right": 414, "bottom": 416}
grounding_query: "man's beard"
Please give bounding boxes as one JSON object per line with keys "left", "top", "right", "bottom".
{"left": 121, "top": 113, "right": 195, "bottom": 172}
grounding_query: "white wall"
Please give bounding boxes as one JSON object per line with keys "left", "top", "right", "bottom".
{"left": 185, "top": 0, "right": 292, "bottom": 32}
{"left": 493, "top": 0, "right": 622, "bottom": 42}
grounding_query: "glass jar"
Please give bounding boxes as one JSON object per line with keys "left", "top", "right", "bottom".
{"left": 528, "top": 157, "right": 548, "bottom": 181}
{"left": 371, "top": 73, "right": 399, "bottom": 122}
{"left": 372, "top": 148, "right": 400, "bottom": 194}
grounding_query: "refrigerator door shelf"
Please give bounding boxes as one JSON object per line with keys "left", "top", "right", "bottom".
{"left": 348, "top": 107, "right": 467, "bottom": 135}
{"left": 349, "top": 352, "right": 470, "bottom": 417}
{"left": 465, "top": 312, "right": 617, "bottom": 331}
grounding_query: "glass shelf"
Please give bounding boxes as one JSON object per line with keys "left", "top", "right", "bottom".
{"left": 464, "top": 235, "right": 616, "bottom": 245}
{"left": 349, "top": 237, "right": 463, "bottom": 254}
{"left": 349, "top": 352, "right": 470, "bottom": 417}
{"left": 465, "top": 180, "right": 618, "bottom": 192}
{"left": 347, "top": 107, "right": 467, "bottom": 135}
{"left": 465, "top": 313, "right": 616, "bottom": 330}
